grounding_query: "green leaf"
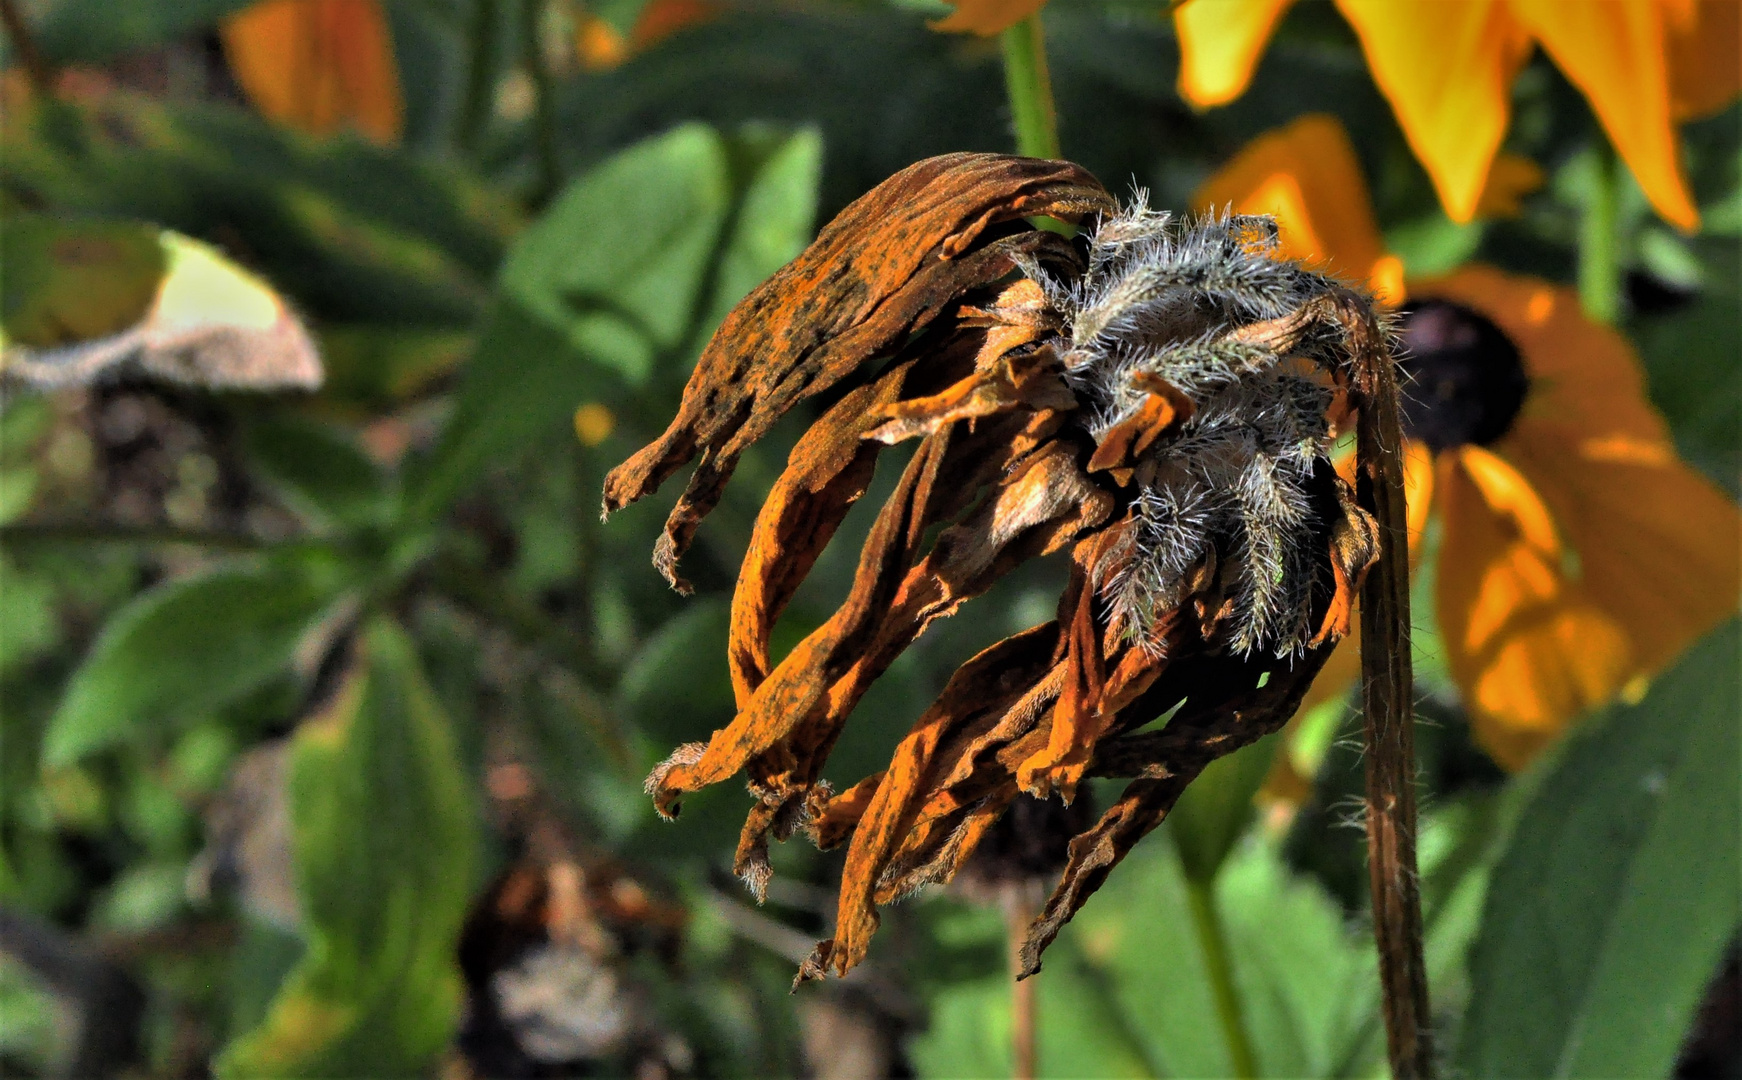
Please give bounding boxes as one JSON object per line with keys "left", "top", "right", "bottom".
{"left": 243, "top": 414, "right": 388, "bottom": 532}
{"left": 42, "top": 561, "right": 342, "bottom": 766}
{"left": 218, "top": 617, "right": 481, "bottom": 1078}
{"left": 25, "top": 0, "right": 254, "bottom": 65}
{"left": 410, "top": 122, "right": 820, "bottom": 517}
{"left": 1169, "top": 734, "right": 1278, "bottom": 885}
{"left": 1457, "top": 620, "right": 1741, "bottom": 1079}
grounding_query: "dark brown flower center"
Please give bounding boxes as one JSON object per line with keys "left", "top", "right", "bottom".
{"left": 1396, "top": 300, "right": 1530, "bottom": 452}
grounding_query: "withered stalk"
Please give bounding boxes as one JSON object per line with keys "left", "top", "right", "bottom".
{"left": 1354, "top": 314, "right": 1433, "bottom": 1078}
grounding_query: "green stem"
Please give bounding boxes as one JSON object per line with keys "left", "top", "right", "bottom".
{"left": 1578, "top": 142, "right": 1622, "bottom": 324}
{"left": 455, "top": 0, "right": 499, "bottom": 154}
{"left": 1000, "top": 14, "right": 1059, "bottom": 161}
{"left": 1186, "top": 878, "right": 1259, "bottom": 1080}
{"left": 519, "top": 0, "right": 560, "bottom": 208}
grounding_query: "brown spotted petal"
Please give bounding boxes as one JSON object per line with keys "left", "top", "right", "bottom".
{"left": 602, "top": 154, "right": 1114, "bottom": 592}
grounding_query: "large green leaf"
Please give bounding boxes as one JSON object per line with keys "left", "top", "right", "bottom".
{"left": 243, "top": 414, "right": 389, "bottom": 532}
{"left": 1457, "top": 621, "right": 1741, "bottom": 1078}
{"left": 218, "top": 617, "right": 481, "bottom": 1078}
{"left": 42, "top": 560, "right": 342, "bottom": 766}
{"left": 410, "top": 122, "right": 820, "bottom": 518}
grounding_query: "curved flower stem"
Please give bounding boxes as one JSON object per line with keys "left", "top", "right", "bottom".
{"left": 1578, "top": 141, "right": 1622, "bottom": 324}
{"left": 1000, "top": 14, "right": 1059, "bottom": 161}
{"left": 1186, "top": 878, "right": 1259, "bottom": 1079}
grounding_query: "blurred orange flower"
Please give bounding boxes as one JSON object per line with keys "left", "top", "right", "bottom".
{"left": 1197, "top": 114, "right": 1742, "bottom": 769}
{"left": 1175, "top": 0, "right": 1742, "bottom": 231}
{"left": 577, "top": 0, "right": 720, "bottom": 70}
{"left": 221, "top": 0, "right": 403, "bottom": 145}
{"left": 929, "top": 0, "right": 1049, "bottom": 36}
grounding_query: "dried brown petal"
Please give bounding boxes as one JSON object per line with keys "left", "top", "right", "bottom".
{"left": 602, "top": 154, "right": 1114, "bottom": 592}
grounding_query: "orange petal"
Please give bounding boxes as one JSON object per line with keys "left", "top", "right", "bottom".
{"left": 930, "top": 0, "right": 1048, "bottom": 35}
{"left": 1435, "top": 449, "right": 1633, "bottom": 770}
{"left": 1503, "top": 421, "right": 1740, "bottom": 686}
{"left": 1173, "top": 0, "right": 1297, "bottom": 108}
{"left": 1662, "top": 0, "right": 1742, "bottom": 120}
{"left": 222, "top": 0, "right": 403, "bottom": 145}
{"left": 1508, "top": 0, "right": 1698, "bottom": 231}
{"left": 1193, "top": 114, "right": 1401, "bottom": 301}
{"left": 1333, "top": 0, "right": 1532, "bottom": 224}
{"left": 1474, "top": 153, "right": 1546, "bottom": 218}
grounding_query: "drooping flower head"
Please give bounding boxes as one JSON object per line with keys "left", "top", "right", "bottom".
{"left": 604, "top": 154, "right": 1410, "bottom": 979}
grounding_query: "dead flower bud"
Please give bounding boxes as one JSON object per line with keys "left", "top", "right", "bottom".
{"left": 603, "top": 152, "right": 1404, "bottom": 985}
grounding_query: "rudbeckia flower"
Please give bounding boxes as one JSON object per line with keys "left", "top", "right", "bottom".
{"left": 222, "top": 0, "right": 403, "bottom": 145}
{"left": 603, "top": 154, "right": 1414, "bottom": 980}
{"left": 1174, "top": 0, "right": 1742, "bottom": 231}
{"left": 1197, "top": 113, "right": 1742, "bottom": 770}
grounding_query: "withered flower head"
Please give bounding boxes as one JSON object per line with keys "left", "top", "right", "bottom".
{"left": 603, "top": 153, "right": 1401, "bottom": 984}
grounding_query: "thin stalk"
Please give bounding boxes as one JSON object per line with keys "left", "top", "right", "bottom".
{"left": 455, "top": 0, "right": 500, "bottom": 154}
{"left": 999, "top": 14, "right": 1059, "bottom": 161}
{"left": 1578, "top": 142, "right": 1622, "bottom": 324}
{"left": 519, "top": 0, "right": 560, "bottom": 208}
{"left": 1004, "top": 885, "right": 1039, "bottom": 1080}
{"left": 1186, "top": 878, "right": 1258, "bottom": 1080}
{"left": 1355, "top": 308, "right": 1433, "bottom": 1078}
{"left": 0, "top": 0, "right": 51, "bottom": 96}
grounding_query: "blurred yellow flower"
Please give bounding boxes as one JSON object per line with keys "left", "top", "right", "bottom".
{"left": 1174, "top": 0, "right": 1741, "bottom": 231}
{"left": 1197, "top": 115, "right": 1742, "bottom": 769}
{"left": 222, "top": 0, "right": 403, "bottom": 145}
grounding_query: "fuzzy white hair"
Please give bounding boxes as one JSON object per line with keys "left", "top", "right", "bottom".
{"left": 1018, "top": 203, "right": 1349, "bottom": 658}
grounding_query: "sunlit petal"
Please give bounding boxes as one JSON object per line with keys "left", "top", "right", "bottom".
{"left": 1510, "top": 0, "right": 1697, "bottom": 231}
{"left": 1193, "top": 114, "right": 1399, "bottom": 299}
{"left": 1334, "top": 0, "right": 1532, "bottom": 224}
{"left": 1474, "top": 153, "right": 1546, "bottom": 218}
{"left": 1174, "top": 0, "right": 1296, "bottom": 108}
{"left": 222, "top": 0, "right": 403, "bottom": 145}
{"left": 1436, "top": 449, "right": 1633, "bottom": 771}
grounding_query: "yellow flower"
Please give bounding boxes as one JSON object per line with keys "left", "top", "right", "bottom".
{"left": 1174, "top": 0, "right": 1741, "bottom": 231}
{"left": 221, "top": 0, "right": 403, "bottom": 145}
{"left": 1196, "top": 114, "right": 1742, "bottom": 769}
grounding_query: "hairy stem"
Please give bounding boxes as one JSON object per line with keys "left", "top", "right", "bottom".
{"left": 1000, "top": 14, "right": 1059, "bottom": 161}
{"left": 1578, "top": 142, "right": 1622, "bottom": 324}
{"left": 1355, "top": 305, "right": 1433, "bottom": 1078}
{"left": 1186, "top": 878, "right": 1259, "bottom": 1079}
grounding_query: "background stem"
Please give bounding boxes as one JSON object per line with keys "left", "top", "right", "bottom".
{"left": 1578, "top": 142, "right": 1622, "bottom": 324}
{"left": 519, "top": 0, "right": 561, "bottom": 208}
{"left": 1005, "top": 885, "right": 1039, "bottom": 1080}
{"left": 455, "top": 0, "right": 499, "bottom": 153}
{"left": 999, "top": 15, "right": 1059, "bottom": 161}
{"left": 1186, "top": 878, "right": 1259, "bottom": 1079}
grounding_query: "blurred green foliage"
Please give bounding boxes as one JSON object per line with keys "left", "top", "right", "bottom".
{"left": 0, "top": 0, "right": 1736, "bottom": 1076}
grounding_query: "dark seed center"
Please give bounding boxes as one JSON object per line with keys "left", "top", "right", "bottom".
{"left": 1396, "top": 300, "right": 1531, "bottom": 452}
